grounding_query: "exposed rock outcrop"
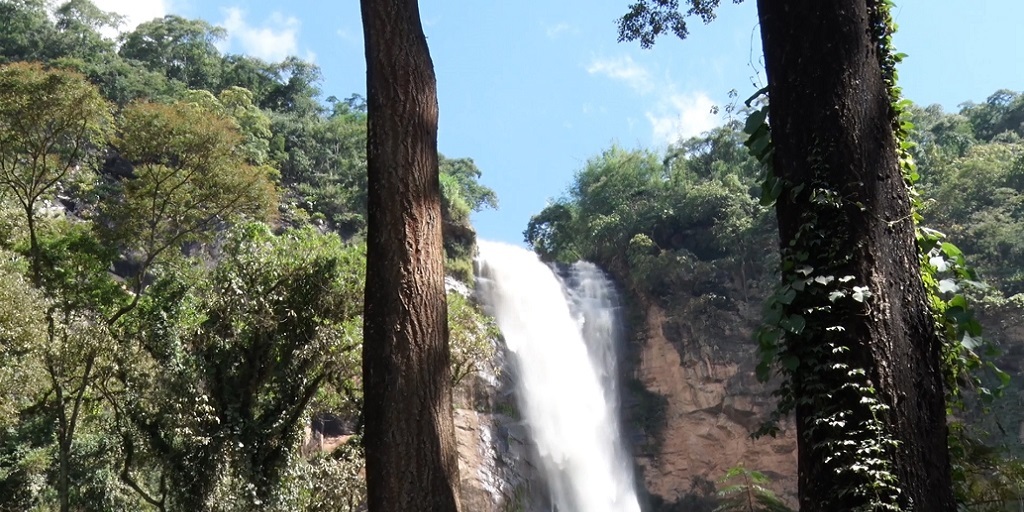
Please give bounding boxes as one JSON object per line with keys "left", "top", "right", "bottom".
{"left": 623, "top": 297, "right": 798, "bottom": 510}
{"left": 621, "top": 285, "right": 1024, "bottom": 511}
{"left": 452, "top": 341, "right": 542, "bottom": 512}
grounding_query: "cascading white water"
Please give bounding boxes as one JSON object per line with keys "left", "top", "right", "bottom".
{"left": 476, "top": 240, "right": 641, "bottom": 512}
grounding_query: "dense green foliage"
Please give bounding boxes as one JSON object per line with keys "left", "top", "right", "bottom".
{"left": 115, "top": 223, "right": 365, "bottom": 509}
{"left": 0, "top": 1, "right": 499, "bottom": 509}
{"left": 0, "top": 0, "right": 496, "bottom": 246}
{"left": 912, "top": 91, "right": 1024, "bottom": 297}
{"left": 909, "top": 91, "right": 1024, "bottom": 510}
{"left": 525, "top": 125, "right": 775, "bottom": 308}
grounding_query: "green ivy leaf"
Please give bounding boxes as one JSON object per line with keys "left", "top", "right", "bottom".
{"left": 744, "top": 107, "right": 768, "bottom": 135}
{"left": 744, "top": 86, "right": 769, "bottom": 107}
{"left": 760, "top": 175, "right": 782, "bottom": 206}
{"left": 961, "top": 332, "right": 982, "bottom": 350}
{"left": 756, "top": 360, "right": 772, "bottom": 382}
{"left": 764, "top": 304, "right": 783, "bottom": 325}
{"left": 814, "top": 275, "right": 835, "bottom": 286}
{"left": 964, "top": 318, "right": 983, "bottom": 337}
{"left": 758, "top": 328, "right": 781, "bottom": 346}
{"left": 995, "top": 367, "right": 1011, "bottom": 388}
{"left": 781, "top": 354, "right": 800, "bottom": 371}
{"left": 945, "top": 305, "right": 969, "bottom": 325}
{"left": 851, "top": 286, "right": 871, "bottom": 302}
{"left": 941, "top": 242, "right": 965, "bottom": 264}
{"left": 780, "top": 314, "right": 806, "bottom": 334}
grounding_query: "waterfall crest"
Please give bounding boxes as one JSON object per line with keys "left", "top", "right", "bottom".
{"left": 476, "top": 240, "right": 641, "bottom": 512}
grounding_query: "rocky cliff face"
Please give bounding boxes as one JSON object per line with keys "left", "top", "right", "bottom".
{"left": 622, "top": 294, "right": 798, "bottom": 510}
{"left": 451, "top": 346, "right": 544, "bottom": 512}
{"left": 620, "top": 286, "right": 1024, "bottom": 511}
{"left": 454, "top": 408, "right": 521, "bottom": 511}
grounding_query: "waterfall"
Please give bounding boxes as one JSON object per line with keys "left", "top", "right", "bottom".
{"left": 475, "top": 240, "right": 641, "bottom": 512}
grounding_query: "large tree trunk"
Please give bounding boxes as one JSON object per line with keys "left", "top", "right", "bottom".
{"left": 756, "top": 1, "right": 954, "bottom": 510}
{"left": 359, "top": 1, "right": 462, "bottom": 511}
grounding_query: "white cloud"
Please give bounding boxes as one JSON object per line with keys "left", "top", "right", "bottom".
{"left": 588, "top": 55, "right": 720, "bottom": 145}
{"left": 545, "top": 22, "right": 578, "bottom": 39}
{"left": 91, "top": 0, "right": 168, "bottom": 35}
{"left": 646, "top": 92, "right": 718, "bottom": 145}
{"left": 587, "top": 55, "right": 653, "bottom": 94}
{"left": 219, "top": 8, "right": 300, "bottom": 62}
{"left": 337, "top": 28, "right": 360, "bottom": 45}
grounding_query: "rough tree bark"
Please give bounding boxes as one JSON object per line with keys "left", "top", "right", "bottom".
{"left": 359, "top": 1, "right": 462, "bottom": 511}
{"left": 757, "top": 0, "right": 954, "bottom": 510}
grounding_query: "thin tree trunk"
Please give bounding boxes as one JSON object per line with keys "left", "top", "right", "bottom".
{"left": 756, "top": 0, "right": 953, "bottom": 510}
{"left": 359, "top": 0, "right": 462, "bottom": 510}
{"left": 50, "top": 350, "right": 95, "bottom": 512}
{"left": 25, "top": 204, "right": 40, "bottom": 287}
{"left": 54, "top": 380, "right": 71, "bottom": 512}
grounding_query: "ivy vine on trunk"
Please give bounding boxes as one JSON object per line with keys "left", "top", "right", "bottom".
{"left": 754, "top": 1, "right": 952, "bottom": 508}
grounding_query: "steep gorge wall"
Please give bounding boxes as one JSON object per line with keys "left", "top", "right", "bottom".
{"left": 621, "top": 293, "right": 798, "bottom": 510}
{"left": 620, "top": 285, "right": 1024, "bottom": 511}
{"left": 451, "top": 348, "right": 545, "bottom": 512}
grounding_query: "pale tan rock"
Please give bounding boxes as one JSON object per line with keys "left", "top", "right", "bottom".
{"left": 631, "top": 302, "right": 798, "bottom": 506}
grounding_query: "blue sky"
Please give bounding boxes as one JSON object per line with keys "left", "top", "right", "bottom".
{"left": 93, "top": 0, "right": 1023, "bottom": 245}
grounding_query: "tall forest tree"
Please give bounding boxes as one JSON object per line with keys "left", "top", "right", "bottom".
{"left": 0, "top": 0, "right": 56, "bottom": 64}
{"left": 619, "top": 0, "right": 954, "bottom": 509}
{"left": 0, "top": 62, "right": 111, "bottom": 284}
{"left": 118, "top": 15, "right": 226, "bottom": 92}
{"left": 0, "top": 63, "right": 114, "bottom": 512}
{"left": 114, "top": 224, "right": 366, "bottom": 509}
{"left": 105, "top": 99, "right": 276, "bottom": 323}
{"left": 359, "top": 0, "right": 462, "bottom": 511}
